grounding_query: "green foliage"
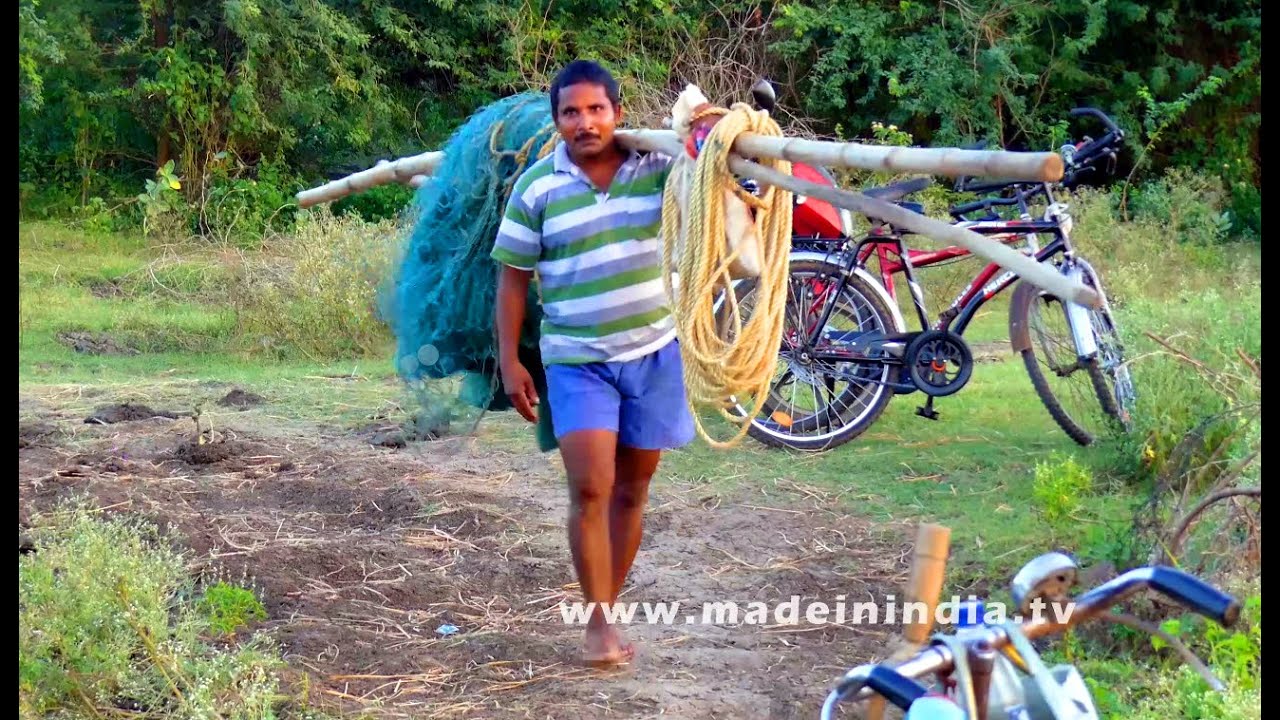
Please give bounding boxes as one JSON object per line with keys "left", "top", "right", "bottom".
{"left": 19, "top": 499, "right": 284, "bottom": 718}
{"left": 18, "top": 0, "right": 64, "bottom": 111}
{"left": 1123, "top": 168, "right": 1235, "bottom": 245}
{"left": 770, "top": 0, "right": 1259, "bottom": 242}
{"left": 332, "top": 182, "right": 416, "bottom": 223}
{"left": 1037, "top": 580, "right": 1260, "bottom": 720}
{"left": 233, "top": 210, "right": 402, "bottom": 360}
{"left": 17, "top": 0, "right": 1260, "bottom": 239}
{"left": 198, "top": 582, "right": 268, "bottom": 637}
{"left": 1057, "top": 173, "right": 1260, "bottom": 486}
{"left": 1032, "top": 452, "right": 1094, "bottom": 526}
{"left": 1153, "top": 594, "right": 1261, "bottom": 693}
{"left": 200, "top": 157, "right": 300, "bottom": 245}
{"left": 136, "top": 159, "right": 185, "bottom": 237}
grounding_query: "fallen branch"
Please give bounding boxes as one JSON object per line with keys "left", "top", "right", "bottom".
{"left": 1162, "top": 485, "right": 1261, "bottom": 563}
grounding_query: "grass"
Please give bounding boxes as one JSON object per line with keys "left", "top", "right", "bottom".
{"left": 16, "top": 168, "right": 1262, "bottom": 718}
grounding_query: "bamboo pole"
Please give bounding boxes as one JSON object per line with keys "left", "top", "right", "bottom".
{"left": 621, "top": 129, "right": 1062, "bottom": 183}
{"left": 732, "top": 155, "right": 1104, "bottom": 308}
{"left": 290, "top": 128, "right": 1097, "bottom": 306}
{"left": 295, "top": 151, "right": 443, "bottom": 208}
{"left": 615, "top": 130, "right": 1103, "bottom": 309}
{"left": 294, "top": 129, "right": 1062, "bottom": 207}
{"left": 864, "top": 523, "right": 952, "bottom": 720}
{"left": 290, "top": 127, "right": 1096, "bottom": 306}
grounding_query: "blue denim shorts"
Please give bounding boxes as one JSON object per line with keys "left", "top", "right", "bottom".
{"left": 544, "top": 339, "right": 696, "bottom": 450}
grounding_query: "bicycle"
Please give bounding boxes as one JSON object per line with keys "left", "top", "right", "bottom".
{"left": 718, "top": 109, "right": 1136, "bottom": 451}
{"left": 820, "top": 552, "right": 1243, "bottom": 719}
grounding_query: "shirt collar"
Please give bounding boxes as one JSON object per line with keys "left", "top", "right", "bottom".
{"left": 553, "top": 141, "right": 641, "bottom": 178}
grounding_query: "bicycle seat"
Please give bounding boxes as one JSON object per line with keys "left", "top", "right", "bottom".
{"left": 862, "top": 177, "right": 933, "bottom": 203}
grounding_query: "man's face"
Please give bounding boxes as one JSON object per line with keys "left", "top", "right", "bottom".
{"left": 554, "top": 82, "right": 621, "bottom": 160}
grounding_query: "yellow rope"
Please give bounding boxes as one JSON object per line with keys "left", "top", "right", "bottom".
{"left": 661, "top": 102, "right": 793, "bottom": 448}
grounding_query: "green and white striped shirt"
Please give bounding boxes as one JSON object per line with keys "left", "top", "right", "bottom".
{"left": 491, "top": 142, "right": 676, "bottom": 365}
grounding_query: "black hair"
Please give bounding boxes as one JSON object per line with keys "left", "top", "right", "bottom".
{"left": 549, "top": 60, "right": 620, "bottom": 118}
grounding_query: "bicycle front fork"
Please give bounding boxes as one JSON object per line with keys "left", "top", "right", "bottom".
{"left": 1062, "top": 262, "right": 1099, "bottom": 359}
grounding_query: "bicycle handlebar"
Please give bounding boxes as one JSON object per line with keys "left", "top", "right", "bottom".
{"left": 1069, "top": 107, "right": 1121, "bottom": 136}
{"left": 955, "top": 178, "right": 1021, "bottom": 195}
{"left": 820, "top": 664, "right": 934, "bottom": 717}
{"left": 1061, "top": 107, "right": 1125, "bottom": 180}
{"left": 822, "top": 565, "right": 1240, "bottom": 716}
{"left": 948, "top": 183, "right": 1049, "bottom": 220}
{"left": 1074, "top": 566, "right": 1240, "bottom": 629}
{"left": 949, "top": 195, "right": 1024, "bottom": 219}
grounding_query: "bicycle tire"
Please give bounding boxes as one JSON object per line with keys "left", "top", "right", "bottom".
{"left": 1020, "top": 347, "right": 1122, "bottom": 446}
{"left": 1010, "top": 273, "right": 1126, "bottom": 446}
{"left": 717, "top": 258, "right": 899, "bottom": 452}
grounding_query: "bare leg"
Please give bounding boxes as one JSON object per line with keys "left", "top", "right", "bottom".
{"left": 611, "top": 446, "right": 660, "bottom": 599}
{"left": 608, "top": 445, "right": 660, "bottom": 656}
{"left": 559, "top": 429, "right": 629, "bottom": 666}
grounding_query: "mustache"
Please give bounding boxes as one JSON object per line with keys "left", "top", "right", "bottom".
{"left": 573, "top": 132, "right": 601, "bottom": 141}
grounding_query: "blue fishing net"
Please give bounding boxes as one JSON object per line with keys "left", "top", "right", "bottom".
{"left": 379, "top": 91, "right": 560, "bottom": 449}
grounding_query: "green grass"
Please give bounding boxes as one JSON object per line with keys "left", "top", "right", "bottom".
{"left": 656, "top": 355, "right": 1142, "bottom": 589}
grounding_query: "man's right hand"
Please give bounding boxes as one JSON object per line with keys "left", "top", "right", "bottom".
{"left": 501, "top": 360, "right": 539, "bottom": 423}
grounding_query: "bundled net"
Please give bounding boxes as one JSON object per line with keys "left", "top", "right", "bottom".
{"left": 379, "top": 92, "right": 559, "bottom": 441}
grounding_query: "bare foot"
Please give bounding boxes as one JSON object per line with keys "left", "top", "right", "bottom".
{"left": 615, "top": 625, "right": 637, "bottom": 661}
{"left": 583, "top": 624, "right": 633, "bottom": 668}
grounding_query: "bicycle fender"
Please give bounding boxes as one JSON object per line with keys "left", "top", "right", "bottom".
{"left": 1008, "top": 280, "right": 1041, "bottom": 353}
{"left": 790, "top": 250, "right": 909, "bottom": 334}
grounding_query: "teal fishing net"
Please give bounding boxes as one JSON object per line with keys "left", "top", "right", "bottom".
{"left": 380, "top": 91, "right": 561, "bottom": 449}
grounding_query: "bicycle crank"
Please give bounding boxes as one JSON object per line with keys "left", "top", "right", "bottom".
{"left": 905, "top": 330, "right": 973, "bottom": 397}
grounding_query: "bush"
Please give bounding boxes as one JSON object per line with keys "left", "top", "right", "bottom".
{"left": 198, "top": 582, "right": 269, "bottom": 637}
{"left": 1043, "top": 578, "right": 1260, "bottom": 720}
{"left": 200, "top": 160, "right": 300, "bottom": 246}
{"left": 1122, "top": 168, "right": 1236, "bottom": 246}
{"left": 19, "top": 500, "right": 284, "bottom": 718}
{"left": 332, "top": 182, "right": 416, "bottom": 224}
{"left": 233, "top": 209, "right": 403, "bottom": 360}
{"left": 1032, "top": 452, "right": 1094, "bottom": 526}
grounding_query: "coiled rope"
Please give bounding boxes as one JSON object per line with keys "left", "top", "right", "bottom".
{"left": 660, "top": 102, "right": 794, "bottom": 448}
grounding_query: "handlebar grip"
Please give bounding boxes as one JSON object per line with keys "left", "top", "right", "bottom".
{"left": 1078, "top": 566, "right": 1242, "bottom": 628}
{"left": 861, "top": 666, "right": 930, "bottom": 710}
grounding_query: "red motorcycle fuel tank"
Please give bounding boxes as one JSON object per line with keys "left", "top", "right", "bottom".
{"left": 790, "top": 162, "right": 847, "bottom": 239}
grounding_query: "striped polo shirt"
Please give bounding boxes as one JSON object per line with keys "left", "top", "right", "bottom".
{"left": 491, "top": 142, "right": 676, "bottom": 365}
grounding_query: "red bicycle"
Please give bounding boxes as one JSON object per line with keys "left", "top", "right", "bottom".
{"left": 718, "top": 109, "right": 1136, "bottom": 451}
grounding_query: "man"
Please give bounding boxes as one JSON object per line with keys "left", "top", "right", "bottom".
{"left": 490, "top": 60, "right": 695, "bottom": 668}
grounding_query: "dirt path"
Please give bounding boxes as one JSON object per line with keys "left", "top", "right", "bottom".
{"left": 20, "top": 388, "right": 909, "bottom": 719}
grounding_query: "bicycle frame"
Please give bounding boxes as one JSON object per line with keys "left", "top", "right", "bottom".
{"left": 799, "top": 182, "right": 1081, "bottom": 362}
{"left": 852, "top": 221, "right": 1068, "bottom": 337}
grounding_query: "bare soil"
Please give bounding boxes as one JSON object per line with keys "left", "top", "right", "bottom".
{"left": 19, "top": 387, "right": 912, "bottom": 719}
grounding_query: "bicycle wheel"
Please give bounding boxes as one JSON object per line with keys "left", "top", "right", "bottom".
{"left": 715, "top": 258, "right": 899, "bottom": 452}
{"left": 1010, "top": 259, "right": 1132, "bottom": 446}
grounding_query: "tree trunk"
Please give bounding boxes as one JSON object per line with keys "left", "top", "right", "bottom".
{"left": 153, "top": 1, "right": 173, "bottom": 169}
